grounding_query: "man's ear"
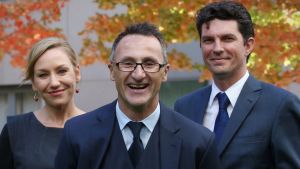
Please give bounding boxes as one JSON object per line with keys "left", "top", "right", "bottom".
{"left": 162, "top": 64, "right": 170, "bottom": 82}
{"left": 108, "top": 63, "right": 115, "bottom": 81}
{"left": 245, "top": 37, "right": 255, "bottom": 57}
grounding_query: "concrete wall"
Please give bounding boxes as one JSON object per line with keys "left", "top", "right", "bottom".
{"left": 58, "top": 0, "right": 117, "bottom": 111}
{"left": 0, "top": 0, "right": 299, "bottom": 114}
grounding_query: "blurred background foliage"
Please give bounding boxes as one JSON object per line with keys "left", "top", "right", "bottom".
{"left": 1, "top": 0, "right": 299, "bottom": 86}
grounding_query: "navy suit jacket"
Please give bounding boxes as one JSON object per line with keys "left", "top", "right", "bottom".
{"left": 55, "top": 100, "right": 220, "bottom": 169}
{"left": 174, "top": 75, "right": 300, "bottom": 169}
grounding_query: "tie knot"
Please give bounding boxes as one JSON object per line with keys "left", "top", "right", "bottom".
{"left": 127, "top": 121, "right": 143, "bottom": 139}
{"left": 217, "top": 92, "right": 230, "bottom": 110}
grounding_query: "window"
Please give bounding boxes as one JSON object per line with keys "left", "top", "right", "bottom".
{"left": 0, "top": 93, "right": 8, "bottom": 130}
{"left": 0, "top": 85, "right": 42, "bottom": 129}
{"left": 160, "top": 80, "right": 207, "bottom": 108}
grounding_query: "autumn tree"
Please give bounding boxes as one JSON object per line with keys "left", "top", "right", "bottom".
{"left": 79, "top": 0, "right": 300, "bottom": 86}
{"left": 0, "top": 0, "right": 68, "bottom": 68}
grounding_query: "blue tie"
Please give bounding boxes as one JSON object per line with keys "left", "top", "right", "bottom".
{"left": 214, "top": 92, "right": 230, "bottom": 145}
{"left": 127, "top": 121, "right": 144, "bottom": 168}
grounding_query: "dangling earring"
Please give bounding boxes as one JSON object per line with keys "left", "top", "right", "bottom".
{"left": 33, "top": 92, "right": 39, "bottom": 102}
{"left": 75, "top": 82, "right": 80, "bottom": 93}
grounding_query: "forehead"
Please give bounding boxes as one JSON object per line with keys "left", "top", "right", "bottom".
{"left": 201, "top": 19, "right": 240, "bottom": 36}
{"left": 34, "top": 47, "right": 73, "bottom": 70}
{"left": 114, "top": 34, "right": 163, "bottom": 62}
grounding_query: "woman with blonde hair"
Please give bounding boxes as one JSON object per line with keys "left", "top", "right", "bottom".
{"left": 0, "top": 37, "right": 85, "bottom": 169}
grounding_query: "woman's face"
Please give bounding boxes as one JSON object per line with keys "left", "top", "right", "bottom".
{"left": 32, "top": 47, "right": 80, "bottom": 108}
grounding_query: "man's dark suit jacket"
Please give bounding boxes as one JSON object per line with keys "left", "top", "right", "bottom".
{"left": 55, "top": 100, "right": 220, "bottom": 169}
{"left": 174, "top": 75, "right": 300, "bottom": 169}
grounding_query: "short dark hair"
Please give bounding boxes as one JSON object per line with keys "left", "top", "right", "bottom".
{"left": 196, "top": 1, "right": 255, "bottom": 42}
{"left": 110, "top": 22, "right": 167, "bottom": 63}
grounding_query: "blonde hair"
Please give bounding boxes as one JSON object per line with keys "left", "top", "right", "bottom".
{"left": 24, "top": 37, "right": 78, "bottom": 82}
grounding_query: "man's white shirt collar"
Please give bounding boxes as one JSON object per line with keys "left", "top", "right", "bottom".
{"left": 209, "top": 71, "right": 249, "bottom": 108}
{"left": 116, "top": 101, "right": 160, "bottom": 132}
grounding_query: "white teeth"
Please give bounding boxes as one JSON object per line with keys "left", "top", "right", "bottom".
{"left": 129, "top": 84, "right": 147, "bottom": 89}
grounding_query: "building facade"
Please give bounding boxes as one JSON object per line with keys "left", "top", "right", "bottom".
{"left": 0, "top": 0, "right": 299, "bottom": 130}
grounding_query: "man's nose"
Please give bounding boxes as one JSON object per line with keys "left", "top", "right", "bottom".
{"left": 213, "top": 40, "right": 224, "bottom": 55}
{"left": 131, "top": 64, "right": 146, "bottom": 79}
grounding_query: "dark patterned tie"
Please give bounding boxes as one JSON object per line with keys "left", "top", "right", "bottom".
{"left": 214, "top": 92, "right": 230, "bottom": 145}
{"left": 127, "top": 121, "right": 144, "bottom": 168}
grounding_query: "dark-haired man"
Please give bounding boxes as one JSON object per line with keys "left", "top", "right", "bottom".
{"left": 175, "top": 1, "right": 300, "bottom": 169}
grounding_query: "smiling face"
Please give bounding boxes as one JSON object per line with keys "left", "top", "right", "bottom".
{"left": 32, "top": 47, "right": 81, "bottom": 108}
{"left": 109, "top": 34, "right": 169, "bottom": 115}
{"left": 200, "top": 19, "right": 254, "bottom": 85}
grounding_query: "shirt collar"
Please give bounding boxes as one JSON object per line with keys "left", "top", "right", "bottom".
{"left": 226, "top": 71, "right": 249, "bottom": 107}
{"left": 116, "top": 101, "right": 160, "bottom": 132}
{"left": 209, "top": 71, "right": 249, "bottom": 107}
{"left": 208, "top": 83, "right": 220, "bottom": 107}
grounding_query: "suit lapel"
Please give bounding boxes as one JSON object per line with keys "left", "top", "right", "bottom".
{"left": 91, "top": 101, "right": 117, "bottom": 169}
{"left": 193, "top": 86, "right": 211, "bottom": 124}
{"left": 199, "top": 86, "right": 212, "bottom": 123}
{"left": 218, "top": 76, "right": 262, "bottom": 155}
{"left": 159, "top": 103, "right": 182, "bottom": 169}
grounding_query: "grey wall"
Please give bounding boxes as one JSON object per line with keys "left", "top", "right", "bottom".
{"left": 55, "top": 0, "right": 118, "bottom": 111}
{"left": 0, "top": 0, "right": 299, "bottom": 119}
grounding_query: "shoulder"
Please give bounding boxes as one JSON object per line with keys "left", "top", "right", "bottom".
{"left": 256, "top": 80, "right": 299, "bottom": 103}
{"left": 247, "top": 79, "right": 300, "bottom": 119}
{"left": 6, "top": 112, "right": 34, "bottom": 129}
{"left": 174, "top": 110, "right": 212, "bottom": 139}
{"left": 242, "top": 76, "right": 298, "bottom": 104}
{"left": 261, "top": 81, "right": 293, "bottom": 96}
{"left": 162, "top": 104, "right": 213, "bottom": 142}
{"left": 4, "top": 112, "right": 34, "bottom": 146}
{"left": 64, "top": 101, "right": 116, "bottom": 129}
{"left": 172, "top": 110, "right": 216, "bottom": 154}
{"left": 162, "top": 107, "right": 218, "bottom": 161}
{"left": 246, "top": 75, "right": 292, "bottom": 97}
{"left": 61, "top": 102, "right": 117, "bottom": 145}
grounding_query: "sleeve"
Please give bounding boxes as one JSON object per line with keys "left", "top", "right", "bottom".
{"left": 273, "top": 94, "right": 300, "bottom": 168}
{"left": 0, "top": 124, "right": 14, "bottom": 169}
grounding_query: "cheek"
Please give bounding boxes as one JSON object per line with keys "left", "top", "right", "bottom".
{"left": 153, "top": 74, "right": 165, "bottom": 85}
{"left": 32, "top": 80, "right": 47, "bottom": 91}
{"left": 58, "top": 75, "right": 77, "bottom": 89}
{"left": 201, "top": 46, "right": 212, "bottom": 58}
{"left": 113, "top": 72, "right": 129, "bottom": 82}
{"left": 112, "top": 75, "right": 126, "bottom": 93}
{"left": 68, "top": 77, "right": 77, "bottom": 87}
{"left": 229, "top": 43, "right": 244, "bottom": 54}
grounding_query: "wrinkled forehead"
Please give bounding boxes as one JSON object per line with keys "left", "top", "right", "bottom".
{"left": 114, "top": 35, "right": 163, "bottom": 62}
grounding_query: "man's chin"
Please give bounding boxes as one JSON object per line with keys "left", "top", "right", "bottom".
{"left": 213, "top": 71, "right": 233, "bottom": 80}
{"left": 128, "top": 100, "right": 147, "bottom": 107}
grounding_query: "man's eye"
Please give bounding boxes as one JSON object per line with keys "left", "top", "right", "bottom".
{"left": 202, "top": 39, "right": 213, "bottom": 44}
{"left": 223, "top": 36, "right": 235, "bottom": 42}
{"left": 143, "top": 62, "right": 156, "bottom": 67}
{"left": 122, "top": 62, "right": 135, "bottom": 66}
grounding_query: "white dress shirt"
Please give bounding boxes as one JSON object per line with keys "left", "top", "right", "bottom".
{"left": 203, "top": 71, "right": 249, "bottom": 132}
{"left": 116, "top": 101, "right": 160, "bottom": 150}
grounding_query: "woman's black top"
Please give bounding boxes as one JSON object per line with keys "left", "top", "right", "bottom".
{"left": 0, "top": 112, "right": 63, "bottom": 169}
